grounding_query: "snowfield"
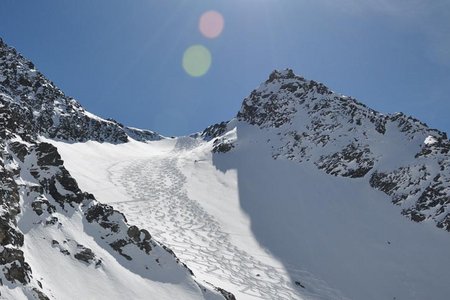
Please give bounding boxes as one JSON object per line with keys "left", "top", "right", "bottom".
{"left": 49, "top": 121, "right": 450, "bottom": 300}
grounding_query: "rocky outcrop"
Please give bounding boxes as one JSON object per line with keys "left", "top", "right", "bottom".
{"left": 370, "top": 161, "right": 450, "bottom": 231}
{"left": 212, "top": 138, "right": 234, "bottom": 154}
{"left": 0, "top": 139, "right": 47, "bottom": 298}
{"left": 201, "top": 122, "right": 229, "bottom": 141}
{"left": 85, "top": 203, "right": 154, "bottom": 260}
{"left": 316, "top": 144, "right": 375, "bottom": 178}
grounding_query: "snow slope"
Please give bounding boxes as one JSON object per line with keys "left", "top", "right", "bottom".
{"left": 0, "top": 136, "right": 229, "bottom": 300}
{"left": 51, "top": 138, "right": 338, "bottom": 300}
{"left": 52, "top": 126, "right": 450, "bottom": 300}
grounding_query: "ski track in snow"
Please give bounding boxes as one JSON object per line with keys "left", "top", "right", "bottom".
{"left": 107, "top": 154, "right": 305, "bottom": 300}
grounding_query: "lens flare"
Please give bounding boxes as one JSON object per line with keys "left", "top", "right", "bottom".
{"left": 199, "top": 11, "right": 224, "bottom": 39}
{"left": 182, "top": 45, "right": 212, "bottom": 77}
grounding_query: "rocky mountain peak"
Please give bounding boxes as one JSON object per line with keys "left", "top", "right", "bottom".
{"left": 232, "top": 69, "right": 450, "bottom": 232}
{"left": 239, "top": 69, "right": 445, "bottom": 139}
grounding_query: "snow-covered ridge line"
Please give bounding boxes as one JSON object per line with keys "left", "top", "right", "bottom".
{"left": 238, "top": 69, "right": 446, "bottom": 138}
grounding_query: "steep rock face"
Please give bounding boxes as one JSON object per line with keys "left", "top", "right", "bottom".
{"left": 214, "top": 69, "right": 450, "bottom": 232}
{"left": 0, "top": 38, "right": 161, "bottom": 143}
{"left": 0, "top": 139, "right": 45, "bottom": 297}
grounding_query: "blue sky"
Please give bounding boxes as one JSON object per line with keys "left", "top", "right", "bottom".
{"left": 1, "top": 0, "right": 449, "bottom": 136}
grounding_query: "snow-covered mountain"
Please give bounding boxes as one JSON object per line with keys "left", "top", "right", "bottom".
{"left": 0, "top": 38, "right": 233, "bottom": 299}
{"left": 1, "top": 37, "right": 450, "bottom": 300}
{"left": 234, "top": 69, "right": 450, "bottom": 232}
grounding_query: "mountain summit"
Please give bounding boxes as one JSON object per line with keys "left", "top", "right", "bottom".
{"left": 223, "top": 68, "right": 450, "bottom": 231}
{"left": 1, "top": 38, "right": 450, "bottom": 300}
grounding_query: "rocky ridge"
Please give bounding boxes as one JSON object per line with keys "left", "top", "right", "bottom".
{"left": 0, "top": 38, "right": 161, "bottom": 143}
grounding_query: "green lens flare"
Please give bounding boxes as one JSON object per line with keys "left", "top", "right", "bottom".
{"left": 182, "top": 45, "right": 212, "bottom": 77}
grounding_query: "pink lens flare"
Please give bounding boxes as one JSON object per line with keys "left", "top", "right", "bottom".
{"left": 199, "top": 10, "right": 224, "bottom": 39}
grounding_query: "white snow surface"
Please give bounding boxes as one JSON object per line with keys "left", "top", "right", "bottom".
{"left": 424, "top": 135, "right": 439, "bottom": 145}
{"left": 49, "top": 122, "right": 450, "bottom": 300}
{"left": 4, "top": 138, "right": 224, "bottom": 300}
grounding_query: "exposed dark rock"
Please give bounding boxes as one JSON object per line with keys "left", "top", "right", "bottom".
{"left": 127, "top": 226, "right": 141, "bottom": 242}
{"left": 212, "top": 139, "right": 234, "bottom": 153}
{"left": 109, "top": 239, "right": 132, "bottom": 261}
{"left": 370, "top": 172, "right": 398, "bottom": 196}
{"left": 26, "top": 142, "right": 90, "bottom": 208}
{"left": 9, "top": 142, "right": 28, "bottom": 162}
{"left": 0, "top": 248, "right": 31, "bottom": 284}
{"left": 85, "top": 203, "right": 123, "bottom": 232}
{"left": 0, "top": 153, "right": 25, "bottom": 256}
{"left": 31, "top": 198, "right": 56, "bottom": 216}
{"left": 316, "top": 144, "right": 375, "bottom": 178}
{"left": 45, "top": 216, "right": 59, "bottom": 226}
{"left": 32, "top": 288, "right": 50, "bottom": 300}
{"left": 74, "top": 247, "right": 95, "bottom": 264}
{"left": 60, "top": 249, "right": 70, "bottom": 256}
{"left": 36, "top": 143, "right": 63, "bottom": 167}
{"left": 86, "top": 202, "right": 156, "bottom": 258}
{"left": 437, "top": 214, "right": 450, "bottom": 232}
{"left": 162, "top": 245, "right": 175, "bottom": 256}
{"left": 215, "top": 287, "right": 236, "bottom": 300}
{"left": 127, "top": 226, "right": 152, "bottom": 253}
{"left": 403, "top": 209, "right": 426, "bottom": 222}
{"left": 0, "top": 220, "right": 24, "bottom": 246}
{"left": 201, "top": 122, "right": 228, "bottom": 141}
{"left": 370, "top": 162, "right": 450, "bottom": 228}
